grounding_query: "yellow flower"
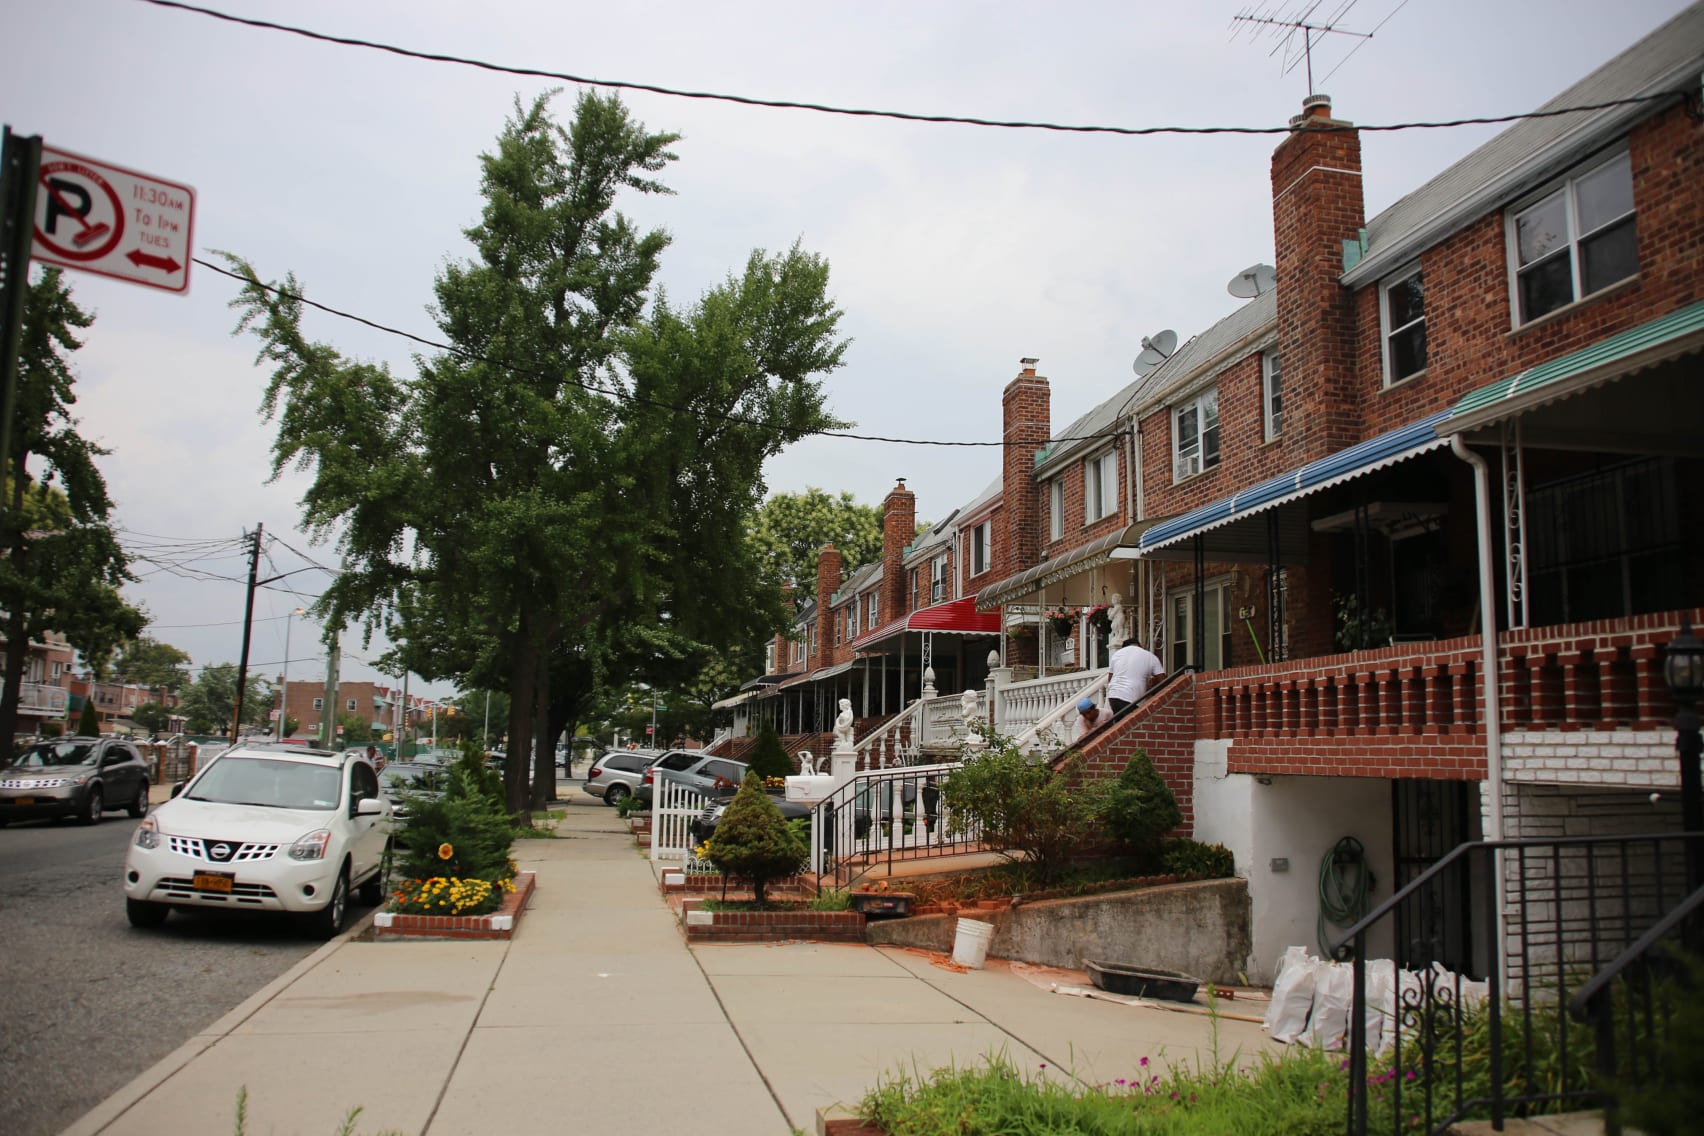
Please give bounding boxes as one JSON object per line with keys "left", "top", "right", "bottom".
{"left": 438, "top": 843, "right": 454, "bottom": 861}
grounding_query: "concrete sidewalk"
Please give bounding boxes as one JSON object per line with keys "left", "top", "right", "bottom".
{"left": 69, "top": 794, "right": 1272, "bottom": 1136}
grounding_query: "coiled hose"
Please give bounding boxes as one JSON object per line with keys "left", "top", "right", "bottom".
{"left": 1318, "top": 835, "right": 1375, "bottom": 959}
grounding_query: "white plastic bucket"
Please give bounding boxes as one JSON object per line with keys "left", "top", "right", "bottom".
{"left": 952, "top": 917, "right": 995, "bottom": 968}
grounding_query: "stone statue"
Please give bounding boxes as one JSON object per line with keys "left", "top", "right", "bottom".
{"left": 834, "top": 698, "right": 854, "bottom": 752}
{"left": 797, "top": 750, "right": 816, "bottom": 776}
{"left": 962, "top": 687, "right": 985, "bottom": 748}
{"left": 1108, "top": 592, "right": 1130, "bottom": 645}
{"left": 960, "top": 687, "right": 979, "bottom": 721}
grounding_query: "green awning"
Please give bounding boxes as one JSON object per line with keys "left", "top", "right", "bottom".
{"left": 1450, "top": 299, "right": 1704, "bottom": 430}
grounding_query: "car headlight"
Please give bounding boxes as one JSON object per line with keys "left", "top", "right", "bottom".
{"left": 133, "top": 816, "right": 159, "bottom": 849}
{"left": 289, "top": 830, "right": 333, "bottom": 861}
{"left": 71, "top": 774, "right": 89, "bottom": 786}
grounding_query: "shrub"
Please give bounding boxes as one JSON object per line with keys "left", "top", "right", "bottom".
{"left": 705, "top": 773, "right": 807, "bottom": 905}
{"left": 391, "top": 744, "right": 514, "bottom": 887}
{"left": 940, "top": 731, "right": 1101, "bottom": 884}
{"left": 746, "top": 723, "right": 793, "bottom": 780}
{"left": 1617, "top": 951, "right": 1704, "bottom": 1136}
{"left": 1097, "top": 748, "right": 1181, "bottom": 855}
{"left": 1162, "top": 839, "right": 1236, "bottom": 880}
{"left": 77, "top": 699, "right": 101, "bottom": 738}
{"left": 809, "top": 888, "right": 853, "bottom": 911}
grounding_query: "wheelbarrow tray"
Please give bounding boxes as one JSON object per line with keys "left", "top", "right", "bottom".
{"left": 1085, "top": 960, "right": 1201, "bottom": 1002}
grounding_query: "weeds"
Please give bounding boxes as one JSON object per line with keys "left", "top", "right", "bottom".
{"left": 232, "top": 1086, "right": 403, "bottom": 1136}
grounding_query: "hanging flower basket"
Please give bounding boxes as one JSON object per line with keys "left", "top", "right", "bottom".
{"left": 1047, "top": 615, "right": 1076, "bottom": 638}
{"left": 1086, "top": 604, "right": 1113, "bottom": 635}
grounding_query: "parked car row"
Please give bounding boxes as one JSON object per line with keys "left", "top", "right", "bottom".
{"left": 581, "top": 749, "right": 662, "bottom": 806}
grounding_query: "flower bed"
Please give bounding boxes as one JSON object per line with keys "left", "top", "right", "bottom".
{"left": 374, "top": 870, "right": 536, "bottom": 941}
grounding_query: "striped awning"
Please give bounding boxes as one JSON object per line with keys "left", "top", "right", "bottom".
{"left": 975, "top": 523, "right": 1143, "bottom": 610}
{"left": 850, "top": 595, "right": 1003, "bottom": 651}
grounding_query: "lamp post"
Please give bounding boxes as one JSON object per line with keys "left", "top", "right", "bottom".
{"left": 279, "top": 607, "right": 304, "bottom": 739}
{"left": 1662, "top": 614, "right": 1704, "bottom": 899}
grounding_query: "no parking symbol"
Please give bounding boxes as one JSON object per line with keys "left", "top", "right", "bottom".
{"left": 29, "top": 144, "right": 195, "bottom": 295}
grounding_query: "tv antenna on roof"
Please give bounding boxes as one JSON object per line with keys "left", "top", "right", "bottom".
{"left": 1227, "top": 263, "right": 1277, "bottom": 299}
{"left": 1131, "top": 329, "right": 1177, "bottom": 379}
{"left": 1230, "top": 4, "right": 1374, "bottom": 94}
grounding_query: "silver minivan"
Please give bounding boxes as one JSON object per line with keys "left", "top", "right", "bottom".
{"left": 581, "top": 749, "right": 662, "bottom": 806}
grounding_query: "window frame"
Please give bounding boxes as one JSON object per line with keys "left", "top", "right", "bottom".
{"left": 1262, "top": 350, "right": 1283, "bottom": 439}
{"left": 1166, "top": 579, "right": 1234, "bottom": 673}
{"left": 1084, "top": 449, "right": 1117, "bottom": 523}
{"left": 866, "top": 593, "right": 879, "bottom": 629}
{"left": 1380, "top": 266, "right": 1427, "bottom": 386}
{"left": 1506, "top": 149, "right": 1636, "bottom": 326}
{"left": 929, "top": 554, "right": 948, "bottom": 603}
{"left": 1171, "top": 387, "right": 1220, "bottom": 482}
{"left": 1048, "top": 479, "right": 1064, "bottom": 541}
{"left": 971, "top": 521, "right": 992, "bottom": 576}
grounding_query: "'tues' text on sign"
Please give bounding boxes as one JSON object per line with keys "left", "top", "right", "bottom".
{"left": 30, "top": 144, "right": 196, "bottom": 295}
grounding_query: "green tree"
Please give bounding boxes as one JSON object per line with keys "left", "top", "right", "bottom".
{"left": 748, "top": 488, "right": 883, "bottom": 604}
{"left": 746, "top": 723, "right": 792, "bottom": 780}
{"left": 177, "top": 664, "right": 272, "bottom": 735}
{"left": 76, "top": 699, "right": 101, "bottom": 738}
{"left": 132, "top": 702, "right": 173, "bottom": 734}
{"left": 113, "top": 637, "right": 192, "bottom": 694}
{"left": 1096, "top": 748, "right": 1182, "bottom": 857}
{"left": 0, "top": 268, "right": 145, "bottom": 745}
{"left": 705, "top": 774, "right": 807, "bottom": 905}
{"left": 940, "top": 733, "right": 1104, "bottom": 883}
{"left": 228, "top": 91, "right": 846, "bottom": 819}
{"left": 338, "top": 714, "right": 371, "bottom": 744}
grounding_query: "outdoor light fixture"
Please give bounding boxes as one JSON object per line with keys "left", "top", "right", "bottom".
{"left": 1663, "top": 616, "right": 1704, "bottom": 704}
{"left": 1662, "top": 614, "right": 1704, "bottom": 897}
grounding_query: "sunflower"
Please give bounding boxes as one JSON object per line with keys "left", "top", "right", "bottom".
{"left": 437, "top": 842, "right": 454, "bottom": 861}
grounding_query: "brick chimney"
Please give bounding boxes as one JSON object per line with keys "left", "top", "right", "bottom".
{"left": 880, "top": 480, "right": 915, "bottom": 619}
{"left": 815, "top": 543, "right": 842, "bottom": 664}
{"left": 998, "top": 365, "right": 1049, "bottom": 580}
{"left": 1271, "top": 93, "right": 1364, "bottom": 459}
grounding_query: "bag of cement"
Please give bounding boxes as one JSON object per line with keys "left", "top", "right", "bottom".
{"left": 1264, "top": 945, "right": 1320, "bottom": 1043}
{"left": 1303, "top": 960, "right": 1354, "bottom": 1050}
{"left": 1362, "top": 958, "right": 1396, "bottom": 1055}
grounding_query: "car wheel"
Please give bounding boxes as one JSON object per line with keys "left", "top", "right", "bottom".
{"left": 604, "top": 784, "right": 629, "bottom": 807}
{"left": 128, "top": 782, "right": 150, "bottom": 818}
{"left": 80, "top": 786, "right": 104, "bottom": 826}
{"left": 126, "top": 898, "right": 169, "bottom": 928}
{"left": 308, "top": 868, "right": 350, "bottom": 941}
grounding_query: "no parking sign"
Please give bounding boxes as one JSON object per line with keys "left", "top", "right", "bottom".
{"left": 30, "top": 143, "right": 195, "bottom": 294}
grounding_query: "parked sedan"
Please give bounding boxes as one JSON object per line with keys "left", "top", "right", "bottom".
{"left": 378, "top": 761, "right": 448, "bottom": 824}
{"left": 0, "top": 736, "right": 151, "bottom": 826}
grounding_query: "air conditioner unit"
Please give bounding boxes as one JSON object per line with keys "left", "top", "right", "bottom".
{"left": 1174, "top": 452, "right": 1201, "bottom": 480}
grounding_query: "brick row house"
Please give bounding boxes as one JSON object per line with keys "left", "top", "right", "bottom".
{"left": 727, "top": 5, "right": 1704, "bottom": 982}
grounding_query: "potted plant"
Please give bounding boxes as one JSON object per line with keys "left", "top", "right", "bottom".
{"left": 1044, "top": 606, "right": 1078, "bottom": 638}
{"left": 1085, "top": 603, "right": 1113, "bottom": 636}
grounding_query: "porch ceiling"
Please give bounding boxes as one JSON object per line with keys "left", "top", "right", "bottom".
{"left": 975, "top": 523, "right": 1144, "bottom": 609}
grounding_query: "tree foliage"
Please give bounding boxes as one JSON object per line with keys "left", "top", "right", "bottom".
{"left": 177, "top": 664, "right": 275, "bottom": 736}
{"left": 940, "top": 733, "right": 1104, "bottom": 883}
{"left": 746, "top": 723, "right": 792, "bottom": 780}
{"left": 132, "top": 702, "right": 173, "bottom": 734}
{"left": 748, "top": 488, "right": 882, "bottom": 604}
{"left": 392, "top": 743, "right": 514, "bottom": 884}
{"left": 76, "top": 699, "right": 101, "bottom": 738}
{"left": 225, "top": 91, "right": 848, "bottom": 818}
{"left": 113, "top": 637, "right": 193, "bottom": 693}
{"left": 705, "top": 773, "right": 807, "bottom": 905}
{"left": 0, "top": 268, "right": 144, "bottom": 745}
{"left": 1096, "top": 748, "right": 1181, "bottom": 854}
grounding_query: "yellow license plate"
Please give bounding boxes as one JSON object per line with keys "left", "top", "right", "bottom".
{"left": 12, "top": 797, "right": 34, "bottom": 806}
{"left": 193, "top": 872, "right": 235, "bottom": 893}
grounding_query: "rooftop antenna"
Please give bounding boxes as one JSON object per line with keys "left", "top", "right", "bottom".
{"left": 1227, "top": 262, "right": 1277, "bottom": 299}
{"left": 1229, "top": 3, "right": 1375, "bottom": 94}
{"left": 1131, "top": 329, "right": 1177, "bottom": 379}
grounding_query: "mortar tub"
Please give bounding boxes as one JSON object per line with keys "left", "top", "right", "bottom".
{"left": 1085, "top": 960, "right": 1201, "bottom": 1002}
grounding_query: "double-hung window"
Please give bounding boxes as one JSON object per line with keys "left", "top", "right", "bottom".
{"left": 1048, "top": 480, "right": 1064, "bottom": 541}
{"left": 929, "top": 555, "right": 948, "bottom": 603}
{"left": 971, "top": 521, "right": 992, "bottom": 575}
{"left": 1172, "top": 388, "right": 1219, "bottom": 480}
{"left": 1084, "top": 449, "right": 1117, "bottom": 522}
{"left": 1510, "top": 151, "right": 1636, "bottom": 324}
{"left": 1382, "top": 268, "right": 1426, "bottom": 384}
{"left": 866, "top": 594, "right": 878, "bottom": 629}
{"left": 1262, "top": 351, "right": 1283, "bottom": 438}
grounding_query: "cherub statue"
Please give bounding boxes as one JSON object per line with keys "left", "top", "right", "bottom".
{"left": 834, "top": 698, "right": 855, "bottom": 751}
{"left": 960, "top": 687, "right": 979, "bottom": 721}
{"left": 1108, "top": 592, "right": 1130, "bottom": 645}
{"left": 797, "top": 750, "right": 816, "bottom": 776}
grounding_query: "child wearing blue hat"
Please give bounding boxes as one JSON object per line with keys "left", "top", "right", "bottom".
{"left": 1075, "top": 696, "right": 1102, "bottom": 740}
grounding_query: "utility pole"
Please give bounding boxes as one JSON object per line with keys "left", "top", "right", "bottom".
{"left": 319, "top": 627, "right": 340, "bottom": 749}
{"left": 230, "top": 524, "right": 263, "bottom": 741}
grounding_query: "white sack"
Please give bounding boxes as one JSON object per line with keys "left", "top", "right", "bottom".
{"left": 1264, "top": 945, "right": 1320, "bottom": 1043}
{"left": 1364, "top": 958, "right": 1396, "bottom": 1056}
{"left": 1303, "top": 960, "right": 1354, "bottom": 1050}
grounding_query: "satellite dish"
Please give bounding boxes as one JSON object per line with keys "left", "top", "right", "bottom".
{"left": 1227, "top": 263, "right": 1277, "bottom": 299}
{"left": 1131, "top": 329, "right": 1177, "bottom": 378}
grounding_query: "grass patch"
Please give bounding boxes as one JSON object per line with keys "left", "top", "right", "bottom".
{"left": 809, "top": 888, "right": 854, "bottom": 911}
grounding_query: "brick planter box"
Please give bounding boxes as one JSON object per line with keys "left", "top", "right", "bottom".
{"left": 680, "top": 898, "right": 865, "bottom": 943}
{"left": 373, "top": 871, "right": 536, "bottom": 941}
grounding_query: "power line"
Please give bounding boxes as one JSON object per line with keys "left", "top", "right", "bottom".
{"left": 196, "top": 256, "right": 1118, "bottom": 450}
{"left": 142, "top": 0, "right": 1679, "bottom": 138}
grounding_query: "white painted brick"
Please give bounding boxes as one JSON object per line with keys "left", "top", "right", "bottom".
{"left": 686, "top": 910, "right": 713, "bottom": 926}
{"left": 490, "top": 915, "right": 513, "bottom": 931}
{"left": 373, "top": 913, "right": 393, "bottom": 927}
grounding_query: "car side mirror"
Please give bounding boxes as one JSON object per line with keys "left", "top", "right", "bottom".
{"left": 170, "top": 782, "right": 186, "bottom": 799}
{"left": 355, "top": 796, "right": 385, "bottom": 816}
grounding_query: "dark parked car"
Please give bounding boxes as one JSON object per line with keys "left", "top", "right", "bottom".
{"left": 0, "top": 736, "right": 151, "bottom": 826}
{"left": 634, "top": 750, "right": 749, "bottom": 807}
{"left": 378, "top": 761, "right": 449, "bottom": 825}
{"left": 581, "top": 749, "right": 661, "bottom": 806}
{"left": 687, "top": 786, "right": 872, "bottom": 849}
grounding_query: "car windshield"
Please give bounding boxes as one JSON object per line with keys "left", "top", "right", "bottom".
{"left": 186, "top": 756, "right": 342, "bottom": 810}
{"left": 11, "top": 741, "right": 98, "bottom": 768}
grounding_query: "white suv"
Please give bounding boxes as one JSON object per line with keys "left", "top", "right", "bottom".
{"left": 123, "top": 742, "right": 390, "bottom": 939}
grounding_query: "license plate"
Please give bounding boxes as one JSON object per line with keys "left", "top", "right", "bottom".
{"left": 12, "top": 797, "right": 34, "bottom": 806}
{"left": 192, "top": 871, "right": 235, "bottom": 893}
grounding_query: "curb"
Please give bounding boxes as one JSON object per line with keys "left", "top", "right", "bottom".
{"left": 59, "top": 907, "right": 382, "bottom": 1136}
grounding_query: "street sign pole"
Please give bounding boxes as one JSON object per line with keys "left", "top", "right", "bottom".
{"left": 0, "top": 128, "right": 43, "bottom": 516}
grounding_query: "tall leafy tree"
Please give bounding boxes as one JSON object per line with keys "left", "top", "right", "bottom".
{"left": 748, "top": 488, "right": 882, "bottom": 604}
{"left": 0, "top": 268, "right": 143, "bottom": 745}
{"left": 178, "top": 664, "right": 274, "bottom": 736}
{"left": 113, "top": 636, "right": 192, "bottom": 693}
{"left": 228, "top": 91, "right": 847, "bottom": 817}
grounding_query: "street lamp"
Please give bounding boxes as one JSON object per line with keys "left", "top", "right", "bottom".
{"left": 1662, "top": 614, "right": 1704, "bottom": 895}
{"left": 279, "top": 607, "right": 304, "bottom": 739}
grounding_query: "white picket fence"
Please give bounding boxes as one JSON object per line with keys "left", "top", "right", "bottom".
{"left": 648, "top": 772, "right": 712, "bottom": 862}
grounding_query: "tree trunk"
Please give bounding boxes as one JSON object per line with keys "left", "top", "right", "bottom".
{"left": 529, "top": 654, "right": 552, "bottom": 813}
{"left": 505, "top": 626, "right": 537, "bottom": 821}
{"left": 0, "top": 606, "right": 30, "bottom": 751}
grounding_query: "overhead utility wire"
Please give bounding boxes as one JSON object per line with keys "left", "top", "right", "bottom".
{"left": 194, "top": 256, "right": 1086, "bottom": 449}
{"left": 143, "top": 0, "right": 1678, "bottom": 137}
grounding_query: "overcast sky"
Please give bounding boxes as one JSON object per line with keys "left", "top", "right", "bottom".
{"left": 6, "top": 0, "right": 1693, "bottom": 696}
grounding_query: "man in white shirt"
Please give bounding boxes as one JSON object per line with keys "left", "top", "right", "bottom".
{"left": 1106, "top": 637, "right": 1164, "bottom": 714}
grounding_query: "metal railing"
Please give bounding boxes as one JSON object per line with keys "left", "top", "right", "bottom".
{"left": 812, "top": 761, "right": 980, "bottom": 891}
{"left": 1566, "top": 883, "right": 1704, "bottom": 1136}
{"left": 1337, "top": 832, "right": 1704, "bottom": 1135}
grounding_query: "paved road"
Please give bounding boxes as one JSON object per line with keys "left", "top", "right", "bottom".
{"left": 0, "top": 813, "right": 376, "bottom": 1136}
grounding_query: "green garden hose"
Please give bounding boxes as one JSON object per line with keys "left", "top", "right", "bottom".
{"left": 1318, "top": 835, "right": 1375, "bottom": 959}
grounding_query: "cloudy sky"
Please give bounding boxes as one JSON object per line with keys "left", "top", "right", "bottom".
{"left": 6, "top": 0, "right": 1693, "bottom": 695}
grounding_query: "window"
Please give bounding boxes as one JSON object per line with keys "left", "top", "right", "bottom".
{"left": 806, "top": 623, "right": 816, "bottom": 657}
{"left": 346, "top": 698, "right": 357, "bottom": 712}
{"left": 1084, "top": 450, "right": 1117, "bottom": 522}
{"left": 1382, "top": 269, "right": 1426, "bottom": 383}
{"left": 792, "top": 637, "right": 804, "bottom": 663}
{"left": 1048, "top": 480, "right": 1063, "bottom": 541}
{"left": 866, "top": 593, "right": 878, "bottom": 629}
{"left": 971, "top": 521, "right": 992, "bottom": 575}
{"left": 930, "top": 555, "right": 948, "bottom": 603}
{"left": 1172, "top": 388, "right": 1220, "bottom": 480}
{"left": 1511, "top": 151, "right": 1636, "bottom": 324}
{"left": 312, "top": 697, "right": 324, "bottom": 711}
{"left": 1527, "top": 457, "right": 1681, "bottom": 624}
{"left": 842, "top": 606, "right": 855, "bottom": 643}
{"left": 1167, "top": 581, "right": 1233, "bottom": 672}
{"left": 51, "top": 661, "right": 63, "bottom": 678}
{"left": 1262, "top": 351, "right": 1283, "bottom": 438}
{"left": 909, "top": 567, "right": 920, "bottom": 609}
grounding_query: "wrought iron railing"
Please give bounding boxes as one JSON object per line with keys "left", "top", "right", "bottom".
{"left": 1336, "top": 832, "right": 1704, "bottom": 1135}
{"left": 1566, "top": 882, "right": 1704, "bottom": 1136}
{"left": 812, "top": 761, "right": 980, "bottom": 891}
